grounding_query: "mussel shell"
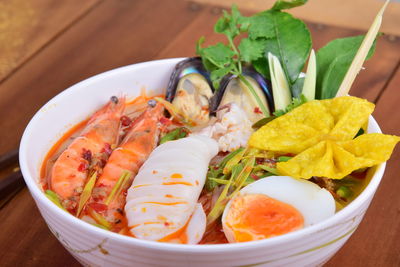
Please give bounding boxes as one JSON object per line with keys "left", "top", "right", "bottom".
{"left": 166, "top": 57, "right": 214, "bottom": 102}
{"left": 210, "top": 66, "right": 274, "bottom": 114}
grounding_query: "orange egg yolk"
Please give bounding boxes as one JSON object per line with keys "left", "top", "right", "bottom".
{"left": 225, "top": 194, "right": 304, "bottom": 242}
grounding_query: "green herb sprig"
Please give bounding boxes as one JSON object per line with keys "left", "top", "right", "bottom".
{"left": 197, "top": 0, "right": 385, "bottom": 117}
{"left": 197, "top": 1, "right": 311, "bottom": 116}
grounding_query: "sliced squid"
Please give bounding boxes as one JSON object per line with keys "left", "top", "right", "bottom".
{"left": 125, "top": 135, "right": 218, "bottom": 244}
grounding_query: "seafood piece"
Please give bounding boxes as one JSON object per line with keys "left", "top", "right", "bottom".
{"left": 211, "top": 67, "right": 273, "bottom": 123}
{"left": 84, "top": 101, "right": 164, "bottom": 230}
{"left": 125, "top": 135, "right": 218, "bottom": 243}
{"left": 166, "top": 57, "right": 214, "bottom": 126}
{"left": 51, "top": 96, "right": 125, "bottom": 212}
{"left": 197, "top": 103, "right": 253, "bottom": 152}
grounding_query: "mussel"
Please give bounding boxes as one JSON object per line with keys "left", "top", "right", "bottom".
{"left": 211, "top": 67, "right": 273, "bottom": 123}
{"left": 166, "top": 58, "right": 214, "bottom": 126}
{"left": 166, "top": 58, "right": 273, "bottom": 125}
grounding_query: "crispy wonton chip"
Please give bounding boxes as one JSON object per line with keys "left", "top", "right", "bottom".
{"left": 277, "top": 134, "right": 400, "bottom": 179}
{"left": 249, "top": 96, "right": 399, "bottom": 179}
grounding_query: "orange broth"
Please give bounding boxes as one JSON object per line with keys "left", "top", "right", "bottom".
{"left": 39, "top": 93, "right": 370, "bottom": 245}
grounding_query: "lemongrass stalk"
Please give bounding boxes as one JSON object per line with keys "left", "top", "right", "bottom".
{"left": 45, "top": 190, "right": 67, "bottom": 211}
{"left": 206, "top": 175, "right": 234, "bottom": 225}
{"left": 336, "top": 0, "right": 389, "bottom": 97}
{"left": 154, "top": 97, "right": 194, "bottom": 126}
{"left": 238, "top": 74, "right": 270, "bottom": 117}
{"left": 268, "top": 53, "right": 292, "bottom": 110}
{"left": 223, "top": 148, "right": 246, "bottom": 175}
{"left": 302, "top": 49, "right": 316, "bottom": 100}
{"left": 209, "top": 178, "right": 230, "bottom": 185}
{"left": 105, "top": 170, "right": 132, "bottom": 205}
{"left": 87, "top": 206, "right": 111, "bottom": 229}
{"left": 231, "top": 157, "right": 255, "bottom": 194}
{"left": 76, "top": 172, "right": 97, "bottom": 216}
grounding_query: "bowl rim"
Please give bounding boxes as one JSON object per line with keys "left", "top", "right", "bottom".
{"left": 19, "top": 57, "right": 386, "bottom": 253}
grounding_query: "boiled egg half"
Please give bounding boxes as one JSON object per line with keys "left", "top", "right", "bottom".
{"left": 222, "top": 176, "right": 335, "bottom": 243}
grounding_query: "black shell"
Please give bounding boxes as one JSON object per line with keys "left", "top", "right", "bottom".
{"left": 210, "top": 66, "right": 274, "bottom": 113}
{"left": 165, "top": 57, "right": 214, "bottom": 102}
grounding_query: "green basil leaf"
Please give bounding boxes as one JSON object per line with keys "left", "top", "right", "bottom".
{"left": 252, "top": 57, "right": 270, "bottom": 79}
{"left": 255, "top": 11, "right": 311, "bottom": 85}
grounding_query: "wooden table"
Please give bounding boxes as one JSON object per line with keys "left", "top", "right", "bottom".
{"left": 0, "top": 0, "right": 399, "bottom": 266}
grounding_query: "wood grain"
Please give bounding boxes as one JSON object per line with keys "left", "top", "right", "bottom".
{"left": 192, "top": 0, "right": 400, "bottom": 36}
{"left": 0, "top": 0, "right": 202, "bottom": 156}
{"left": 0, "top": 189, "right": 80, "bottom": 266}
{"left": 326, "top": 64, "right": 400, "bottom": 267}
{"left": 0, "top": 0, "right": 100, "bottom": 82}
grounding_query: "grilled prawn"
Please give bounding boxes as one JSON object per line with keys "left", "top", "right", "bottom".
{"left": 84, "top": 101, "right": 164, "bottom": 231}
{"left": 51, "top": 96, "right": 125, "bottom": 212}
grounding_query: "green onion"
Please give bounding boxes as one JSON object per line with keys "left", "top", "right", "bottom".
{"left": 77, "top": 172, "right": 97, "bottom": 216}
{"left": 258, "top": 165, "right": 279, "bottom": 175}
{"left": 105, "top": 170, "right": 132, "bottom": 205}
{"left": 205, "top": 169, "right": 222, "bottom": 192}
{"left": 277, "top": 156, "right": 292, "bottom": 162}
{"left": 45, "top": 190, "right": 67, "bottom": 211}
{"left": 336, "top": 186, "right": 352, "bottom": 199}
{"left": 160, "top": 127, "right": 189, "bottom": 144}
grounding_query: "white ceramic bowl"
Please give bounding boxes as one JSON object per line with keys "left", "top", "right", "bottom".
{"left": 20, "top": 58, "right": 385, "bottom": 267}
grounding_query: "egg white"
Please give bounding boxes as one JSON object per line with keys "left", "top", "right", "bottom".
{"left": 222, "top": 176, "right": 336, "bottom": 243}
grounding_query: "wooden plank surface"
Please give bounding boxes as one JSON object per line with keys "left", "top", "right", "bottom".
{"left": 0, "top": 0, "right": 100, "bottom": 82}
{"left": 0, "top": 0, "right": 399, "bottom": 266}
{"left": 192, "top": 0, "right": 400, "bottom": 36}
{"left": 0, "top": 0, "right": 202, "bottom": 156}
{"left": 326, "top": 65, "right": 400, "bottom": 267}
